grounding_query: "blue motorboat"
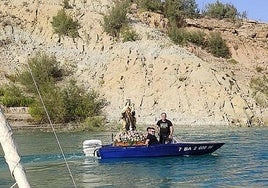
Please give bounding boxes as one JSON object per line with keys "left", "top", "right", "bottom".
{"left": 82, "top": 139, "right": 224, "bottom": 159}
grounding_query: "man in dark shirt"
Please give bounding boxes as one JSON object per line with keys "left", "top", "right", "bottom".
{"left": 156, "top": 112, "right": 174, "bottom": 144}
{"left": 145, "top": 127, "right": 159, "bottom": 145}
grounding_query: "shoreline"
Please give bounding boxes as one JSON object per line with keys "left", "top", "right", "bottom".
{"left": 8, "top": 120, "right": 267, "bottom": 133}
{"left": 3, "top": 107, "right": 267, "bottom": 131}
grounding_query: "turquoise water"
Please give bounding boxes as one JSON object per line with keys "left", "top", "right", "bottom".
{"left": 0, "top": 126, "right": 268, "bottom": 187}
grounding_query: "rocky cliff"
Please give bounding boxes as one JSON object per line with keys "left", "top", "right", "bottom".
{"left": 1, "top": 0, "right": 268, "bottom": 126}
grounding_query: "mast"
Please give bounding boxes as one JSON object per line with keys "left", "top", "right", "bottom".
{"left": 0, "top": 107, "right": 31, "bottom": 188}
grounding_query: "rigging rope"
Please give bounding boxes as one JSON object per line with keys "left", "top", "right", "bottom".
{"left": 26, "top": 63, "right": 77, "bottom": 188}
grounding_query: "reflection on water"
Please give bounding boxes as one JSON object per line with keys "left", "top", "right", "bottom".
{"left": 0, "top": 127, "right": 268, "bottom": 187}
{"left": 81, "top": 155, "right": 223, "bottom": 188}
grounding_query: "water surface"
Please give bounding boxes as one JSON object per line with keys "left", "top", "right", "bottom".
{"left": 0, "top": 126, "right": 267, "bottom": 187}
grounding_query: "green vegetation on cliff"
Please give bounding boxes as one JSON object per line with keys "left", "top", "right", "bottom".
{"left": 203, "top": 0, "right": 246, "bottom": 20}
{"left": 250, "top": 76, "right": 268, "bottom": 107}
{"left": 6, "top": 52, "right": 108, "bottom": 126}
{"left": 104, "top": 0, "right": 233, "bottom": 58}
{"left": 206, "top": 32, "right": 231, "bottom": 58}
{"left": 51, "top": 9, "right": 79, "bottom": 38}
{"left": 0, "top": 85, "right": 34, "bottom": 107}
{"left": 103, "top": 0, "right": 130, "bottom": 37}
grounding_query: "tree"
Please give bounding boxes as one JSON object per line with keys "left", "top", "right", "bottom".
{"left": 17, "top": 53, "right": 107, "bottom": 124}
{"left": 18, "top": 52, "right": 63, "bottom": 94}
{"left": 62, "top": 80, "right": 108, "bottom": 122}
{"left": 203, "top": 0, "right": 240, "bottom": 20}
{"left": 164, "top": 0, "right": 198, "bottom": 20}
{"left": 136, "top": 0, "right": 163, "bottom": 12}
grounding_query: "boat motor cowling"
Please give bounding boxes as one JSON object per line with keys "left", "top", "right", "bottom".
{"left": 83, "top": 140, "right": 102, "bottom": 157}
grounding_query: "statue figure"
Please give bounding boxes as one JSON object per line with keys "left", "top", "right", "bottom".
{"left": 113, "top": 99, "right": 146, "bottom": 146}
{"left": 121, "top": 99, "right": 136, "bottom": 131}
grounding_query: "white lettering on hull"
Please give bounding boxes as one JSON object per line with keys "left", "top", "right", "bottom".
{"left": 178, "top": 145, "right": 214, "bottom": 152}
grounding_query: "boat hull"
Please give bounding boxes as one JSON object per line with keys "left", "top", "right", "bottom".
{"left": 97, "top": 142, "right": 224, "bottom": 159}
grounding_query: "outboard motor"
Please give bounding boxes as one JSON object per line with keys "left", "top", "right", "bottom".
{"left": 83, "top": 140, "right": 102, "bottom": 157}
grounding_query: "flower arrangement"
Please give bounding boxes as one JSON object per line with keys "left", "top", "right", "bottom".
{"left": 113, "top": 130, "right": 146, "bottom": 146}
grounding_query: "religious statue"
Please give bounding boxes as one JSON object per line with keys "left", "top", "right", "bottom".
{"left": 121, "top": 99, "right": 136, "bottom": 131}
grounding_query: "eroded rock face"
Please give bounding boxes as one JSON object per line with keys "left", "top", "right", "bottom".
{"left": 0, "top": 0, "right": 267, "bottom": 126}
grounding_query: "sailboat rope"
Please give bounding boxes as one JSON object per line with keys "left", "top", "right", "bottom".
{"left": 26, "top": 63, "right": 77, "bottom": 188}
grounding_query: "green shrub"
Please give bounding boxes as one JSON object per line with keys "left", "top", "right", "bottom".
{"left": 163, "top": 0, "right": 198, "bottom": 29}
{"left": 168, "top": 26, "right": 188, "bottom": 45}
{"left": 62, "top": 80, "right": 108, "bottom": 123}
{"left": 187, "top": 30, "right": 205, "bottom": 46}
{"left": 250, "top": 76, "right": 268, "bottom": 96}
{"left": 28, "top": 80, "right": 108, "bottom": 124}
{"left": 203, "top": 0, "right": 243, "bottom": 20}
{"left": 29, "top": 85, "right": 66, "bottom": 123}
{"left": 164, "top": 0, "right": 199, "bottom": 21}
{"left": 121, "top": 27, "right": 139, "bottom": 42}
{"left": 103, "top": 0, "right": 130, "bottom": 37}
{"left": 0, "top": 87, "right": 5, "bottom": 96}
{"left": 179, "top": 0, "right": 199, "bottom": 18}
{"left": 168, "top": 25, "right": 205, "bottom": 46}
{"left": 51, "top": 9, "right": 79, "bottom": 38}
{"left": 254, "top": 92, "right": 268, "bottom": 108}
{"left": 169, "top": 14, "right": 186, "bottom": 28}
{"left": 250, "top": 76, "right": 268, "bottom": 107}
{"left": 0, "top": 85, "right": 34, "bottom": 107}
{"left": 1, "top": 96, "right": 33, "bottom": 107}
{"left": 18, "top": 54, "right": 65, "bottom": 123}
{"left": 17, "top": 53, "right": 108, "bottom": 124}
{"left": 18, "top": 52, "right": 63, "bottom": 94}
{"left": 81, "top": 116, "right": 106, "bottom": 131}
{"left": 168, "top": 29, "right": 230, "bottom": 58}
{"left": 206, "top": 32, "right": 231, "bottom": 58}
{"left": 136, "top": 0, "right": 163, "bottom": 12}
